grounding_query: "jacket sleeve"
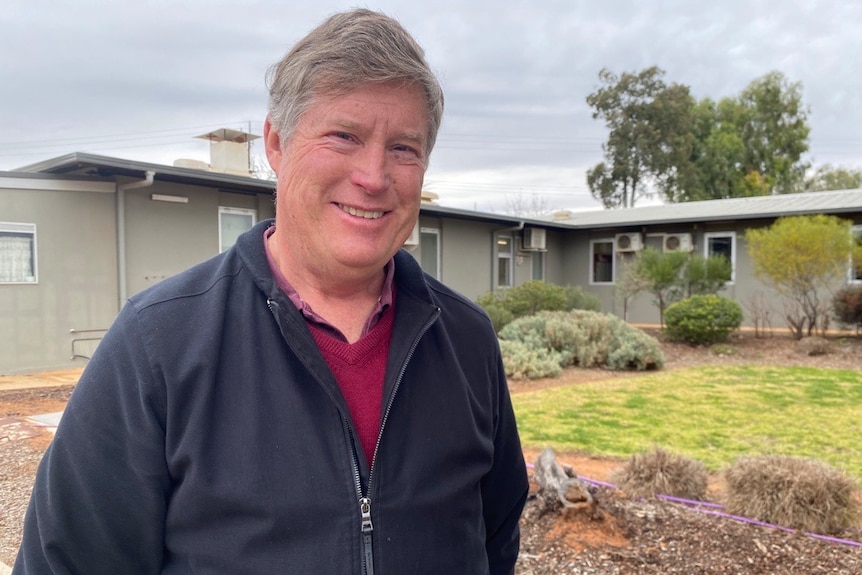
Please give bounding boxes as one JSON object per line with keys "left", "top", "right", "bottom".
{"left": 482, "top": 349, "right": 529, "bottom": 575}
{"left": 13, "top": 304, "right": 171, "bottom": 575}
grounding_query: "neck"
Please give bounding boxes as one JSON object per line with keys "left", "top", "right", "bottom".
{"left": 267, "top": 230, "right": 386, "bottom": 342}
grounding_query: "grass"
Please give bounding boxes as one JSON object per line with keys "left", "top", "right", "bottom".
{"left": 512, "top": 365, "right": 862, "bottom": 481}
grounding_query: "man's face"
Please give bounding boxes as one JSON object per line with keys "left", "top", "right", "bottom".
{"left": 265, "top": 82, "right": 428, "bottom": 279}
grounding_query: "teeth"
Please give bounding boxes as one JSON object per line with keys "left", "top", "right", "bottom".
{"left": 339, "top": 204, "right": 384, "bottom": 219}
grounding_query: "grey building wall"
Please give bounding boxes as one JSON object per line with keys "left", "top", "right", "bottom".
{"left": 1, "top": 180, "right": 118, "bottom": 373}
{"left": 434, "top": 218, "right": 496, "bottom": 301}
{"left": 542, "top": 230, "right": 565, "bottom": 286}
{"left": 123, "top": 181, "right": 275, "bottom": 297}
{"left": 1, "top": 176, "right": 276, "bottom": 374}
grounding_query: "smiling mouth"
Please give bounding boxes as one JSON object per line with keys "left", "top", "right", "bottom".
{"left": 337, "top": 204, "right": 385, "bottom": 219}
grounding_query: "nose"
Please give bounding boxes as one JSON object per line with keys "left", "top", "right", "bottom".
{"left": 350, "top": 144, "right": 389, "bottom": 194}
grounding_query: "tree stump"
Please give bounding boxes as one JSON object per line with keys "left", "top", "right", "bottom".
{"left": 533, "top": 447, "right": 596, "bottom": 516}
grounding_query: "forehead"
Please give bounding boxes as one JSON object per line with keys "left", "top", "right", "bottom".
{"left": 308, "top": 83, "right": 428, "bottom": 131}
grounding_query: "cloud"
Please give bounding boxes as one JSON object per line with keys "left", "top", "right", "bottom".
{"left": 2, "top": 0, "right": 860, "bottom": 212}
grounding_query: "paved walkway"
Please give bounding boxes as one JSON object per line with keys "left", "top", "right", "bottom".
{"left": 0, "top": 368, "right": 82, "bottom": 392}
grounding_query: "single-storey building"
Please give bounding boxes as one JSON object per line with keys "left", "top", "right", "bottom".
{"left": 545, "top": 191, "right": 862, "bottom": 326}
{"left": 2, "top": 147, "right": 861, "bottom": 373}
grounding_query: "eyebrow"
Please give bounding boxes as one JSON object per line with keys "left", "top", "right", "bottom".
{"left": 333, "top": 119, "right": 427, "bottom": 151}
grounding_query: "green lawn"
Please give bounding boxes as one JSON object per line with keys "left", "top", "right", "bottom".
{"left": 512, "top": 365, "right": 862, "bottom": 480}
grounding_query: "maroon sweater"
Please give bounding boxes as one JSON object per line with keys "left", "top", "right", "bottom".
{"left": 308, "top": 307, "right": 395, "bottom": 465}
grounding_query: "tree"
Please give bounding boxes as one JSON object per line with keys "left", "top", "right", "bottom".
{"left": 675, "top": 98, "right": 772, "bottom": 202}
{"left": 250, "top": 153, "right": 276, "bottom": 181}
{"left": 681, "top": 253, "right": 733, "bottom": 298}
{"left": 746, "top": 215, "right": 862, "bottom": 338}
{"left": 586, "top": 67, "right": 695, "bottom": 208}
{"left": 503, "top": 191, "right": 554, "bottom": 216}
{"left": 803, "top": 164, "right": 862, "bottom": 192}
{"left": 737, "top": 72, "right": 810, "bottom": 194}
{"left": 618, "top": 248, "right": 732, "bottom": 327}
{"left": 666, "top": 72, "right": 811, "bottom": 202}
{"left": 620, "top": 248, "right": 688, "bottom": 327}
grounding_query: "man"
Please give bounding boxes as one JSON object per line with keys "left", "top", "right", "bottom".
{"left": 14, "top": 9, "right": 528, "bottom": 574}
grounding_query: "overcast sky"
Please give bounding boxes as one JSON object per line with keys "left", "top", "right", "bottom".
{"left": 2, "top": 0, "right": 860, "bottom": 213}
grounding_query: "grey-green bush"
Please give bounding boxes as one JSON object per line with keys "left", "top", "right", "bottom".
{"left": 498, "top": 340, "right": 563, "bottom": 380}
{"left": 663, "top": 294, "right": 742, "bottom": 345}
{"left": 498, "top": 310, "right": 664, "bottom": 379}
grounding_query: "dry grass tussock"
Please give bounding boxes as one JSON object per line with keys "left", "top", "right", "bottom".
{"left": 724, "top": 455, "right": 861, "bottom": 535}
{"left": 610, "top": 447, "right": 708, "bottom": 501}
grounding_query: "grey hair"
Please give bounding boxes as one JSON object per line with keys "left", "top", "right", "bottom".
{"left": 266, "top": 8, "right": 444, "bottom": 160}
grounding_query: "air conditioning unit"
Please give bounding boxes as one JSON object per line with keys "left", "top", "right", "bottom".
{"left": 403, "top": 222, "right": 420, "bottom": 246}
{"left": 521, "top": 228, "right": 547, "bottom": 251}
{"left": 615, "top": 233, "right": 643, "bottom": 252}
{"left": 664, "top": 233, "right": 693, "bottom": 252}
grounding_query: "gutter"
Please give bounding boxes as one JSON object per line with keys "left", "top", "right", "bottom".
{"left": 116, "top": 171, "right": 155, "bottom": 310}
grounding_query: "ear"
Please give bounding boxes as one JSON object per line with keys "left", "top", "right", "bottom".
{"left": 263, "top": 116, "right": 283, "bottom": 174}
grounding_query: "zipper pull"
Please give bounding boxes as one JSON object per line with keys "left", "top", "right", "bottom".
{"left": 359, "top": 497, "right": 373, "bottom": 533}
{"left": 359, "top": 497, "right": 374, "bottom": 575}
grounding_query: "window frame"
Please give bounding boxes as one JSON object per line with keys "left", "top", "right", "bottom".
{"left": 0, "top": 221, "right": 38, "bottom": 284}
{"left": 495, "top": 234, "right": 514, "bottom": 289}
{"left": 531, "top": 250, "right": 545, "bottom": 281}
{"left": 703, "top": 231, "right": 736, "bottom": 284}
{"left": 589, "top": 238, "right": 615, "bottom": 285}
{"left": 218, "top": 207, "right": 257, "bottom": 253}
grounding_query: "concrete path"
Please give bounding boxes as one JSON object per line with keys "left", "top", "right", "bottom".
{"left": 1, "top": 560, "right": 12, "bottom": 574}
{"left": 26, "top": 412, "right": 64, "bottom": 432}
{"left": 0, "top": 368, "right": 82, "bottom": 392}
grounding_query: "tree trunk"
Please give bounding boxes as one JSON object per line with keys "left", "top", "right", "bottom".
{"left": 533, "top": 448, "right": 596, "bottom": 515}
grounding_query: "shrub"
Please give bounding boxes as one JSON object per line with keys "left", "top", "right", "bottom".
{"left": 498, "top": 340, "right": 563, "bottom": 380}
{"left": 610, "top": 447, "right": 708, "bottom": 500}
{"left": 498, "top": 310, "right": 664, "bottom": 379}
{"left": 562, "top": 285, "right": 602, "bottom": 313}
{"left": 483, "top": 304, "right": 515, "bottom": 334}
{"left": 663, "top": 295, "right": 743, "bottom": 345}
{"left": 709, "top": 343, "right": 736, "bottom": 357}
{"left": 833, "top": 285, "right": 862, "bottom": 333}
{"left": 477, "top": 281, "right": 601, "bottom": 332}
{"left": 724, "top": 455, "right": 860, "bottom": 535}
{"left": 795, "top": 336, "right": 832, "bottom": 357}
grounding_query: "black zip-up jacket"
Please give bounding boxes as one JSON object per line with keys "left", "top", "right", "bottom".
{"left": 15, "top": 220, "right": 529, "bottom": 574}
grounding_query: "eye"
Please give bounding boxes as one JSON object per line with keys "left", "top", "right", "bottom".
{"left": 392, "top": 144, "right": 421, "bottom": 158}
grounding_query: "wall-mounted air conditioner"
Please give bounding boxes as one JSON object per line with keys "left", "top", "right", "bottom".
{"left": 664, "top": 233, "right": 693, "bottom": 252}
{"left": 403, "top": 222, "right": 420, "bottom": 246}
{"left": 522, "top": 228, "right": 547, "bottom": 251}
{"left": 615, "top": 233, "right": 643, "bottom": 252}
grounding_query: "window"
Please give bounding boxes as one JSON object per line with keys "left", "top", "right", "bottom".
{"left": 496, "top": 235, "right": 513, "bottom": 288}
{"left": 531, "top": 250, "right": 545, "bottom": 281}
{"left": 419, "top": 228, "right": 440, "bottom": 279}
{"left": 851, "top": 225, "right": 862, "bottom": 283}
{"left": 219, "top": 207, "right": 256, "bottom": 252}
{"left": 704, "top": 232, "right": 736, "bottom": 283}
{"left": 0, "top": 222, "right": 37, "bottom": 284}
{"left": 590, "top": 239, "right": 614, "bottom": 284}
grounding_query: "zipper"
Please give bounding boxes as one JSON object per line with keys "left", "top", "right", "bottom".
{"left": 269, "top": 296, "right": 441, "bottom": 575}
{"left": 349, "top": 307, "right": 440, "bottom": 575}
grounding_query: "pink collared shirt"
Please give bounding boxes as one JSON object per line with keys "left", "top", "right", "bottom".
{"left": 263, "top": 226, "right": 395, "bottom": 342}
